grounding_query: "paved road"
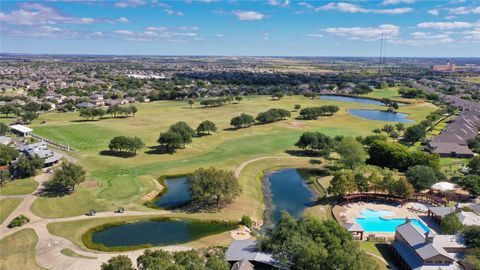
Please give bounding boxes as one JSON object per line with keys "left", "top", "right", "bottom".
{"left": 0, "top": 156, "right": 297, "bottom": 269}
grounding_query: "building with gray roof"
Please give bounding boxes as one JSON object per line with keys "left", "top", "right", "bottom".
{"left": 226, "top": 240, "right": 274, "bottom": 268}
{"left": 391, "top": 220, "right": 466, "bottom": 270}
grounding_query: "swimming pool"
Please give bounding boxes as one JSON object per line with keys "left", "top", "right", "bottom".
{"left": 354, "top": 209, "right": 430, "bottom": 233}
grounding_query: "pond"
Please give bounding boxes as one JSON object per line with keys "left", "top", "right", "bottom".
{"left": 91, "top": 219, "right": 236, "bottom": 248}
{"left": 155, "top": 177, "right": 191, "bottom": 208}
{"left": 348, "top": 109, "right": 414, "bottom": 123}
{"left": 320, "top": 95, "right": 386, "bottom": 105}
{"left": 263, "top": 168, "right": 316, "bottom": 225}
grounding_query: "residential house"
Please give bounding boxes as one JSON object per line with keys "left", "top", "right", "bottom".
{"left": 226, "top": 240, "right": 274, "bottom": 269}
{"left": 22, "top": 141, "right": 62, "bottom": 167}
{"left": 391, "top": 220, "right": 465, "bottom": 270}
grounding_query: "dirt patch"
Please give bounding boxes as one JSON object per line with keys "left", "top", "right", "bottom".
{"left": 286, "top": 121, "right": 306, "bottom": 129}
{"left": 80, "top": 180, "right": 100, "bottom": 189}
{"left": 142, "top": 191, "right": 159, "bottom": 201}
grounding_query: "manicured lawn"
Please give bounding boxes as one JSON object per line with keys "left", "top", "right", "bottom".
{"left": 0, "top": 229, "right": 44, "bottom": 270}
{"left": 0, "top": 178, "right": 38, "bottom": 195}
{"left": 0, "top": 198, "right": 23, "bottom": 224}
{"left": 365, "top": 87, "right": 402, "bottom": 99}
{"left": 358, "top": 241, "right": 397, "bottom": 270}
{"left": 60, "top": 249, "right": 96, "bottom": 259}
{"left": 29, "top": 97, "right": 437, "bottom": 219}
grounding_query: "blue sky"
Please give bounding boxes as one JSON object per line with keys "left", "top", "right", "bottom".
{"left": 1, "top": 0, "right": 479, "bottom": 57}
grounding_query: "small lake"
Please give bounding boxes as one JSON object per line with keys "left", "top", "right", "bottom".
{"left": 264, "top": 168, "right": 316, "bottom": 224}
{"left": 91, "top": 219, "right": 235, "bottom": 248}
{"left": 155, "top": 177, "right": 191, "bottom": 208}
{"left": 320, "top": 95, "right": 385, "bottom": 105}
{"left": 348, "top": 109, "right": 414, "bottom": 123}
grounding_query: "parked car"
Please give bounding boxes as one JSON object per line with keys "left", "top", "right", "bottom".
{"left": 114, "top": 207, "right": 124, "bottom": 213}
{"left": 85, "top": 209, "right": 96, "bottom": 216}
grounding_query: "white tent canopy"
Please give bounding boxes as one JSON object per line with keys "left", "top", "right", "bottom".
{"left": 431, "top": 182, "right": 456, "bottom": 191}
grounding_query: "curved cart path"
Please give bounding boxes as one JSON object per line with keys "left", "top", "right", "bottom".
{"left": 0, "top": 155, "right": 296, "bottom": 269}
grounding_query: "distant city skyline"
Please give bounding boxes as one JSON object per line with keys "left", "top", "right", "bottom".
{"left": 1, "top": 0, "right": 479, "bottom": 57}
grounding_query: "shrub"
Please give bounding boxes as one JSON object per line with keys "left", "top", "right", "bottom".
{"left": 8, "top": 215, "right": 30, "bottom": 228}
{"left": 240, "top": 215, "right": 253, "bottom": 228}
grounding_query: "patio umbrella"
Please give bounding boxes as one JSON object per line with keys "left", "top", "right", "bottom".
{"left": 412, "top": 203, "right": 429, "bottom": 212}
{"left": 431, "top": 182, "right": 456, "bottom": 192}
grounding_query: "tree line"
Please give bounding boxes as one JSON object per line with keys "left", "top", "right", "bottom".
{"left": 79, "top": 105, "right": 138, "bottom": 121}
{"left": 299, "top": 105, "right": 339, "bottom": 120}
{"left": 158, "top": 121, "right": 217, "bottom": 152}
{"left": 108, "top": 136, "right": 145, "bottom": 156}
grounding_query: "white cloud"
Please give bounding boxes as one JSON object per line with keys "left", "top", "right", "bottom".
{"left": 297, "top": 2, "right": 313, "bottom": 9}
{"left": 164, "top": 9, "right": 183, "bottom": 16}
{"left": 417, "top": 21, "right": 477, "bottom": 29}
{"left": 114, "top": 30, "right": 135, "bottom": 35}
{"left": 214, "top": 33, "right": 224, "bottom": 37}
{"left": 324, "top": 24, "right": 400, "bottom": 41}
{"left": 380, "top": 0, "right": 415, "bottom": 5}
{"left": 234, "top": 11, "right": 266, "bottom": 21}
{"left": 0, "top": 3, "right": 96, "bottom": 25}
{"left": 268, "top": 0, "right": 290, "bottom": 7}
{"left": 307, "top": 33, "right": 323, "bottom": 37}
{"left": 114, "top": 0, "right": 146, "bottom": 8}
{"left": 117, "top": 17, "right": 130, "bottom": 23}
{"left": 315, "top": 2, "right": 413, "bottom": 14}
{"left": 428, "top": 9, "right": 439, "bottom": 16}
{"left": 447, "top": 6, "right": 480, "bottom": 15}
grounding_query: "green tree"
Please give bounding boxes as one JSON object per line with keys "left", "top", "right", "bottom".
{"left": 169, "top": 122, "right": 195, "bottom": 147}
{"left": 235, "top": 96, "right": 243, "bottom": 103}
{"left": 12, "top": 155, "right": 44, "bottom": 178}
{"left": 328, "top": 170, "right": 356, "bottom": 196}
{"left": 464, "top": 226, "right": 480, "bottom": 249}
{"left": 354, "top": 173, "right": 369, "bottom": 192}
{"left": 294, "top": 104, "right": 301, "bottom": 111}
{"left": 0, "top": 122, "right": 8, "bottom": 135}
{"left": 458, "top": 175, "right": 480, "bottom": 196}
{"left": 40, "top": 103, "right": 52, "bottom": 113}
{"left": 441, "top": 212, "right": 463, "bottom": 234}
{"left": 392, "top": 177, "right": 414, "bottom": 198}
{"left": 259, "top": 212, "right": 378, "bottom": 270}
{"left": 336, "top": 137, "right": 367, "bottom": 169}
{"left": 101, "top": 255, "right": 134, "bottom": 270}
{"left": 46, "top": 162, "right": 86, "bottom": 194}
{"left": 206, "top": 256, "right": 229, "bottom": 270}
{"left": 137, "top": 249, "right": 174, "bottom": 270}
{"left": 188, "top": 99, "right": 195, "bottom": 109}
{"left": 395, "top": 122, "right": 405, "bottom": 132}
{"left": 22, "top": 111, "right": 38, "bottom": 123}
{"left": 196, "top": 120, "right": 217, "bottom": 135}
{"left": 0, "top": 145, "right": 19, "bottom": 166}
{"left": 187, "top": 167, "right": 241, "bottom": 207}
{"left": 403, "top": 124, "right": 426, "bottom": 144}
{"left": 108, "top": 136, "right": 144, "bottom": 155}
{"left": 158, "top": 130, "right": 183, "bottom": 151}
{"left": 467, "top": 156, "right": 480, "bottom": 175}
{"left": 129, "top": 105, "right": 138, "bottom": 116}
{"left": 406, "top": 165, "right": 437, "bottom": 191}
{"left": 230, "top": 113, "right": 254, "bottom": 129}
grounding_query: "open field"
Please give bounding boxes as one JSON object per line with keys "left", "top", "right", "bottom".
{"left": 27, "top": 96, "right": 436, "bottom": 219}
{"left": 0, "top": 198, "right": 23, "bottom": 224}
{"left": 0, "top": 229, "right": 44, "bottom": 270}
{"left": 0, "top": 178, "right": 38, "bottom": 195}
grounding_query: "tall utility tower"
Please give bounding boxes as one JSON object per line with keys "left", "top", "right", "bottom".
{"left": 379, "top": 33, "right": 386, "bottom": 65}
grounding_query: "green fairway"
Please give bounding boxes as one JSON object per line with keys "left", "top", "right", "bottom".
{"left": 29, "top": 96, "right": 437, "bottom": 219}
{"left": 0, "top": 229, "right": 44, "bottom": 270}
{"left": 0, "top": 178, "right": 38, "bottom": 195}
{"left": 0, "top": 198, "right": 23, "bottom": 224}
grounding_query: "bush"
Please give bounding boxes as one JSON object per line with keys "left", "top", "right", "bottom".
{"left": 8, "top": 215, "right": 30, "bottom": 228}
{"left": 240, "top": 215, "right": 253, "bottom": 228}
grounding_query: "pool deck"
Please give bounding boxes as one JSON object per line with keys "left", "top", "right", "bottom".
{"left": 340, "top": 202, "right": 440, "bottom": 238}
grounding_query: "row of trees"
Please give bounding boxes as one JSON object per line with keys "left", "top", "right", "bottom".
{"left": 108, "top": 136, "right": 145, "bottom": 156}
{"left": 328, "top": 169, "right": 415, "bottom": 198}
{"left": 79, "top": 105, "right": 138, "bottom": 121}
{"left": 299, "top": 105, "right": 339, "bottom": 120}
{"left": 256, "top": 108, "right": 291, "bottom": 124}
{"left": 403, "top": 108, "right": 450, "bottom": 144}
{"left": 157, "top": 121, "right": 217, "bottom": 152}
{"left": 101, "top": 249, "right": 230, "bottom": 270}
{"left": 196, "top": 96, "right": 243, "bottom": 108}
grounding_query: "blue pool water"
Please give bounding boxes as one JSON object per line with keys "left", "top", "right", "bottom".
{"left": 348, "top": 109, "right": 415, "bottom": 123}
{"left": 355, "top": 209, "right": 430, "bottom": 233}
